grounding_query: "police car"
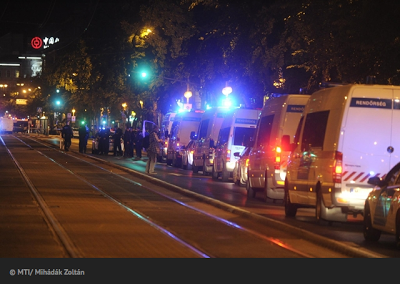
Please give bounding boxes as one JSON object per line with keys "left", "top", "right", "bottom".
{"left": 364, "top": 162, "right": 400, "bottom": 248}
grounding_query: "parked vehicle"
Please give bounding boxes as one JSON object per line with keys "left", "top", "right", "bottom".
{"left": 285, "top": 84, "right": 400, "bottom": 223}
{"left": 91, "top": 131, "right": 115, "bottom": 155}
{"left": 159, "top": 112, "right": 176, "bottom": 162}
{"left": 213, "top": 107, "right": 260, "bottom": 182}
{"left": 13, "top": 119, "right": 29, "bottom": 133}
{"left": 192, "top": 107, "right": 230, "bottom": 175}
{"left": 364, "top": 162, "right": 400, "bottom": 247}
{"left": 232, "top": 146, "right": 252, "bottom": 186}
{"left": 0, "top": 116, "right": 13, "bottom": 134}
{"left": 72, "top": 127, "right": 79, "bottom": 138}
{"left": 181, "top": 139, "right": 196, "bottom": 170}
{"left": 247, "top": 94, "right": 309, "bottom": 201}
{"left": 166, "top": 110, "right": 203, "bottom": 167}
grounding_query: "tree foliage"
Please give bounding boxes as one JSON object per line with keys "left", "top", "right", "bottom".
{"left": 27, "top": 0, "right": 400, "bottom": 124}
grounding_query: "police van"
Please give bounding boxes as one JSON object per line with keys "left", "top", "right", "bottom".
{"left": 212, "top": 107, "right": 260, "bottom": 182}
{"left": 0, "top": 116, "right": 13, "bottom": 134}
{"left": 159, "top": 112, "right": 176, "bottom": 162}
{"left": 192, "top": 107, "right": 229, "bottom": 175}
{"left": 247, "top": 94, "right": 309, "bottom": 201}
{"left": 166, "top": 110, "right": 203, "bottom": 167}
{"left": 284, "top": 84, "right": 400, "bottom": 223}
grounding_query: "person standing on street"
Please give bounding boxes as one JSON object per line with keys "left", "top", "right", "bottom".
{"left": 134, "top": 129, "right": 143, "bottom": 159}
{"left": 78, "top": 123, "right": 89, "bottom": 153}
{"left": 62, "top": 121, "right": 73, "bottom": 151}
{"left": 145, "top": 125, "right": 162, "bottom": 174}
{"left": 123, "top": 127, "right": 132, "bottom": 157}
{"left": 113, "top": 124, "right": 123, "bottom": 156}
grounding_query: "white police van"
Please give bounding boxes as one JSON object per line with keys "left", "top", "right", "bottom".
{"left": 192, "top": 107, "right": 229, "bottom": 175}
{"left": 285, "top": 84, "right": 400, "bottom": 223}
{"left": 247, "top": 94, "right": 309, "bottom": 201}
{"left": 166, "top": 110, "right": 203, "bottom": 167}
{"left": 159, "top": 112, "right": 176, "bottom": 162}
{"left": 0, "top": 116, "right": 13, "bottom": 134}
{"left": 212, "top": 107, "right": 260, "bottom": 182}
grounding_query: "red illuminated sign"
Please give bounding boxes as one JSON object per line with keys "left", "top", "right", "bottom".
{"left": 31, "top": 37, "right": 43, "bottom": 49}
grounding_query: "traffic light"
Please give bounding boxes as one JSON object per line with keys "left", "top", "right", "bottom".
{"left": 135, "top": 66, "right": 152, "bottom": 82}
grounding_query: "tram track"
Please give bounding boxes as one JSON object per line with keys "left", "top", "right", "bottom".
{"left": 0, "top": 134, "right": 378, "bottom": 257}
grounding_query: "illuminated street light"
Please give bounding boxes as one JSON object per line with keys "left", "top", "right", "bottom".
{"left": 184, "top": 83, "right": 192, "bottom": 104}
{"left": 72, "top": 108, "right": 75, "bottom": 116}
{"left": 222, "top": 86, "right": 232, "bottom": 96}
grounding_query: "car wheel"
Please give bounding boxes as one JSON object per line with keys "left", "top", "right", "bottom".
{"left": 192, "top": 163, "right": 199, "bottom": 173}
{"left": 284, "top": 179, "right": 297, "bottom": 217}
{"left": 263, "top": 173, "right": 269, "bottom": 202}
{"left": 246, "top": 179, "right": 256, "bottom": 198}
{"left": 239, "top": 168, "right": 246, "bottom": 186}
{"left": 396, "top": 211, "right": 400, "bottom": 249}
{"left": 167, "top": 158, "right": 172, "bottom": 166}
{"left": 363, "top": 201, "right": 381, "bottom": 241}
{"left": 221, "top": 163, "right": 230, "bottom": 182}
{"left": 212, "top": 164, "right": 219, "bottom": 180}
{"left": 182, "top": 158, "right": 188, "bottom": 170}
{"left": 233, "top": 169, "right": 239, "bottom": 185}
{"left": 315, "top": 185, "right": 325, "bottom": 224}
{"left": 202, "top": 158, "right": 208, "bottom": 176}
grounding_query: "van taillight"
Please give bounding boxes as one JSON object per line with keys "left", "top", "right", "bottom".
{"left": 274, "top": 146, "right": 282, "bottom": 169}
{"left": 226, "top": 149, "right": 231, "bottom": 162}
{"left": 333, "top": 151, "right": 343, "bottom": 183}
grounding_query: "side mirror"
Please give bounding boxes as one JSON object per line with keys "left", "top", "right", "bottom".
{"left": 368, "top": 176, "right": 386, "bottom": 187}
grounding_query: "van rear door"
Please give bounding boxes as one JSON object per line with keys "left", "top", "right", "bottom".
{"left": 342, "top": 87, "right": 395, "bottom": 184}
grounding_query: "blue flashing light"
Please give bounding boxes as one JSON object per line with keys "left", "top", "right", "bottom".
{"left": 221, "top": 97, "right": 233, "bottom": 108}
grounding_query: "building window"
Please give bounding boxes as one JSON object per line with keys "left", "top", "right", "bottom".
{"left": 15, "top": 70, "right": 19, "bottom": 78}
{"left": 6, "top": 70, "right": 10, "bottom": 77}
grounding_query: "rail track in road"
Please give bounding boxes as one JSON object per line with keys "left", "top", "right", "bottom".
{"left": 0, "top": 134, "right": 384, "bottom": 258}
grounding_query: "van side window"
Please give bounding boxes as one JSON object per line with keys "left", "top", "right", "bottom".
{"left": 301, "top": 111, "right": 329, "bottom": 150}
{"left": 293, "top": 116, "right": 304, "bottom": 146}
{"left": 256, "top": 115, "right": 274, "bottom": 148}
{"left": 198, "top": 119, "right": 209, "bottom": 140}
{"left": 171, "top": 121, "right": 179, "bottom": 140}
{"left": 218, "top": 127, "right": 230, "bottom": 146}
{"left": 234, "top": 127, "right": 256, "bottom": 146}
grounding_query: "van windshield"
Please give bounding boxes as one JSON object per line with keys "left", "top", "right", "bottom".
{"left": 233, "top": 127, "right": 255, "bottom": 146}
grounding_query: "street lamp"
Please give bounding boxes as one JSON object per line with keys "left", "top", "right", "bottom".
{"left": 184, "top": 83, "right": 192, "bottom": 104}
{"left": 72, "top": 108, "right": 75, "bottom": 116}
{"left": 0, "top": 84, "right": 8, "bottom": 97}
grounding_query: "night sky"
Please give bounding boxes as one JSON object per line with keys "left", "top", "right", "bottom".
{"left": 0, "top": 1, "right": 100, "bottom": 37}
